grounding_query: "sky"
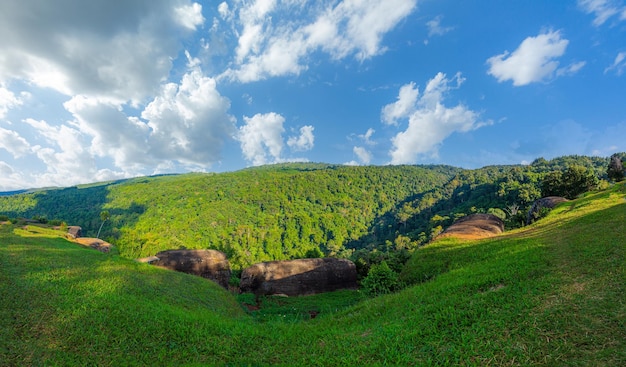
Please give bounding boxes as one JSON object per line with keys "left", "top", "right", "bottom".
{"left": 1, "top": 0, "right": 625, "bottom": 190}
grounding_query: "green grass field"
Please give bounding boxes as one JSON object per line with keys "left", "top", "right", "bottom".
{"left": 1, "top": 183, "right": 624, "bottom": 366}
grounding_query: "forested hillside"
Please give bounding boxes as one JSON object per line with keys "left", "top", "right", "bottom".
{"left": 0, "top": 155, "right": 622, "bottom": 270}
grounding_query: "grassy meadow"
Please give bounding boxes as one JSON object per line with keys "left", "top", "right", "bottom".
{"left": 1, "top": 183, "right": 625, "bottom": 365}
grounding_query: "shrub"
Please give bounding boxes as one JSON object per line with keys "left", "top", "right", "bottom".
{"left": 304, "top": 247, "right": 324, "bottom": 258}
{"left": 361, "top": 261, "right": 399, "bottom": 296}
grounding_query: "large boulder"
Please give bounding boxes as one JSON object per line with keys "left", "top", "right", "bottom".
{"left": 438, "top": 213, "right": 504, "bottom": 240}
{"left": 240, "top": 258, "right": 358, "bottom": 296}
{"left": 74, "top": 237, "right": 113, "bottom": 253}
{"left": 67, "top": 226, "right": 82, "bottom": 239}
{"left": 527, "top": 196, "right": 568, "bottom": 224}
{"left": 153, "top": 249, "right": 231, "bottom": 288}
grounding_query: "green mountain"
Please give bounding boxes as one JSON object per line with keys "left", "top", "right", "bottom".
{"left": 0, "top": 155, "right": 620, "bottom": 271}
{"left": 1, "top": 180, "right": 624, "bottom": 365}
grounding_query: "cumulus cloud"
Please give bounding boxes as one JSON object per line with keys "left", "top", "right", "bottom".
{"left": 287, "top": 125, "right": 315, "bottom": 151}
{"left": 21, "top": 118, "right": 106, "bottom": 188}
{"left": 0, "top": 0, "right": 204, "bottom": 103}
{"left": 174, "top": 2, "right": 205, "bottom": 31}
{"left": 221, "top": 0, "right": 417, "bottom": 82}
{"left": 237, "top": 112, "right": 286, "bottom": 166}
{"left": 353, "top": 146, "right": 372, "bottom": 165}
{"left": 382, "top": 82, "right": 420, "bottom": 125}
{"left": 346, "top": 128, "right": 376, "bottom": 165}
{"left": 578, "top": 0, "right": 626, "bottom": 26}
{"left": 487, "top": 30, "right": 570, "bottom": 86}
{"left": 382, "top": 73, "right": 491, "bottom": 164}
{"left": 0, "top": 161, "right": 25, "bottom": 190}
{"left": 141, "top": 69, "right": 235, "bottom": 167}
{"left": 605, "top": 51, "right": 626, "bottom": 75}
{"left": 0, "top": 127, "right": 31, "bottom": 158}
{"left": 237, "top": 113, "right": 315, "bottom": 165}
{"left": 64, "top": 68, "right": 235, "bottom": 172}
{"left": 0, "top": 86, "right": 29, "bottom": 119}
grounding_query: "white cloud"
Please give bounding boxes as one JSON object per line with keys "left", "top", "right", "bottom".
{"left": 381, "top": 82, "right": 420, "bottom": 125}
{"left": 218, "top": 2, "right": 232, "bottom": 20}
{"left": 287, "top": 125, "right": 315, "bottom": 151}
{"left": 141, "top": 69, "right": 235, "bottom": 167}
{"left": 0, "top": 87, "right": 28, "bottom": 119}
{"left": 237, "top": 113, "right": 315, "bottom": 165}
{"left": 0, "top": 1, "right": 201, "bottom": 104}
{"left": 578, "top": 0, "right": 626, "bottom": 26}
{"left": 605, "top": 51, "right": 626, "bottom": 75}
{"left": 222, "top": 0, "right": 417, "bottom": 82}
{"left": 426, "top": 15, "right": 453, "bottom": 37}
{"left": 174, "top": 2, "right": 205, "bottom": 31}
{"left": 353, "top": 146, "right": 372, "bottom": 164}
{"left": 237, "top": 112, "right": 286, "bottom": 166}
{"left": 557, "top": 61, "right": 587, "bottom": 76}
{"left": 0, "top": 161, "right": 25, "bottom": 190}
{"left": 359, "top": 128, "right": 376, "bottom": 145}
{"left": 487, "top": 30, "right": 569, "bottom": 86}
{"left": 383, "top": 73, "right": 490, "bottom": 164}
{"left": 21, "top": 118, "right": 108, "bottom": 188}
{"left": 0, "top": 127, "right": 31, "bottom": 158}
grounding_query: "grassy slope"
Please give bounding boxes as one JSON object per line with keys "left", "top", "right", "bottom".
{"left": 1, "top": 183, "right": 624, "bottom": 366}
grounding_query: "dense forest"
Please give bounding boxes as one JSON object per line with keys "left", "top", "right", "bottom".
{"left": 1, "top": 155, "right": 624, "bottom": 271}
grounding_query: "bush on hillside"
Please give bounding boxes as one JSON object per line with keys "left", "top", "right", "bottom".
{"left": 361, "top": 261, "right": 400, "bottom": 296}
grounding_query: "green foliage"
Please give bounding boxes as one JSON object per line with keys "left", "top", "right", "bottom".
{"left": 0, "top": 156, "right": 615, "bottom": 271}
{"left": 542, "top": 165, "right": 599, "bottom": 199}
{"left": 96, "top": 210, "right": 110, "bottom": 239}
{"left": 304, "top": 247, "right": 324, "bottom": 258}
{"left": 487, "top": 207, "right": 506, "bottom": 220}
{"left": 607, "top": 153, "right": 625, "bottom": 182}
{"left": 361, "top": 261, "right": 400, "bottom": 296}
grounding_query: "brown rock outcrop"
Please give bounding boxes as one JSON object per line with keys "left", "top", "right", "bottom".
{"left": 74, "top": 237, "right": 113, "bottom": 253}
{"left": 240, "top": 258, "right": 358, "bottom": 296}
{"left": 438, "top": 213, "right": 504, "bottom": 240}
{"left": 67, "top": 226, "right": 82, "bottom": 239}
{"left": 153, "top": 249, "right": 231, "bottom": 288}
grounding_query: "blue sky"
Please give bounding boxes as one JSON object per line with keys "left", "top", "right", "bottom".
{"left": 1, "top": 0, "right": 625, "bottom": 190}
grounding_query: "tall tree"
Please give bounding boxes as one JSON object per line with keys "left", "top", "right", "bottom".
{"left": 607, "top": 154, "right": 625, "bottom": 182}
{"left": 97, "top": 210, "right": 110, "bottom": 239}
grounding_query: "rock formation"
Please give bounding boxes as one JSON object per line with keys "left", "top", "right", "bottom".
{"left": 74, "top": 237, "right": 113, "bottom": 253}
{"left": 152, "top": 249, "right": 231, "bottom": 288}
{"left": 240, "top": 258, "right": 358, "bottom": 296}
{"left": 67, "top": 226, "right": 82, "bottom": 239}
{"left": 438, "top": 213, "right": 505, "bottom": 240}
{"left": 527, "top": 196, "right": 568, "bottom": 224}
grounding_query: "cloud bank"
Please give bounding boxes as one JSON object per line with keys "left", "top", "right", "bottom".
{"left": 382, "top": 72, "right": 490, "bottom": 164}
{"left": 220, "top": 0, "right": 417, "bottom": 82}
